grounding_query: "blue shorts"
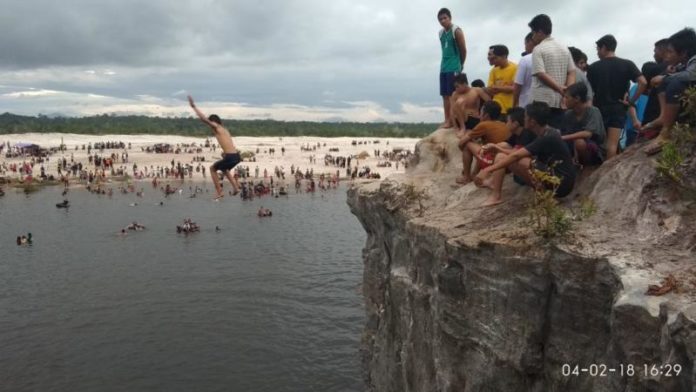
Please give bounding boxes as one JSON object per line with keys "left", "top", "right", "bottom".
{"left": 440, "top": 72, "right": 458, "bottom": 96}
{"left": 212, "top": 153, "right": 241, "bottom": 172}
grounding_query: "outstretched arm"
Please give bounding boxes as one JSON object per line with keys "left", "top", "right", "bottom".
{"left": 188, "top": 95, "right": 217, "bottom": 130}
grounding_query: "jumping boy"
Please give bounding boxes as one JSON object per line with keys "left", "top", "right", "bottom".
{"left": 188, "top": 95, "right": 241, "bottom": 200}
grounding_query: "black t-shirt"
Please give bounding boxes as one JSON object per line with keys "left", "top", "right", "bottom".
{"left": 643, "top": 89, "right": 661, "bottom": 124}
{"left": 524, "top": 128, "right": 576, "bottom": 181}
{"left": 587, "top": 57, "right": 641, "bottom": 116}
{"left": 507, "top": 129, "right": 537, "bottom": 147}
{"left": 642, "top": 62, "right": 668, "bottom": 124}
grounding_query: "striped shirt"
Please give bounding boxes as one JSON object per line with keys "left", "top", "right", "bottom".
{"left": 531, "top": 37, "right": 575, "bottom": 108}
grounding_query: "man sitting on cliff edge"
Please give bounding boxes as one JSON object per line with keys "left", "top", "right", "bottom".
{"left": 474, "top": 102, "right": 576, "bottom": 206}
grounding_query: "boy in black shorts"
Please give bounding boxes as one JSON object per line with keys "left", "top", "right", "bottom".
{"left": 188, "top": 95, "right": 241, "bottom": 199}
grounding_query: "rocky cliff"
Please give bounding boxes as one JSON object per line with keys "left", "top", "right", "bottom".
{"left": 347, "top": 129, "right": 696, "bottom": 392}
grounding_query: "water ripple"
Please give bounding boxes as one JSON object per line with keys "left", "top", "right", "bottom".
{"left": 0, "top": 187, "right": 366, "bottom": 392}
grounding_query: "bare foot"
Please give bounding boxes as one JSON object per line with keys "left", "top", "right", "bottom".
{"left": 644, "top": 136, "right": 667, "bottom": 155}
{"left": 481, "top": 196, "right": 503, "bottom": 207}
{"left": 478, "top": 178, "right": 493, "bottom": 189}
{"left": 213, "top": 193, "right": 224, "bottom": 201}
{"left": 440, "top": 121, "right": 454, "bottom": 129}
{"left": 455, "top": 175, "right": 472, "bottom": 185}
{"left": 232, "top": 189, "right": 240, "bottom": 196}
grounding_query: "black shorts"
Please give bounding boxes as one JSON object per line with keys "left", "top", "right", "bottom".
{"left": 212, "top": 153, "right": 241, "bottom": 172}
{"left": 603, "top": 113, "right": 626, "bottom": 129}
{"left": 533, "top": 161, "right": 575, "bottom": 198}
{"left": 465, "top": 116, "right": 480, "bottom": 130}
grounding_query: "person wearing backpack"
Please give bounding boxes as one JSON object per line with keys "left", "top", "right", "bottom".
{"left": 438, "top": 8, "right": 467, "bottom": 129}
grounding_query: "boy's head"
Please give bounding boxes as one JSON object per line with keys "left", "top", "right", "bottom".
{"left": 471, "top": 79, "right": 485, "bottom": 88}
{"left": 528, "top": 14, "right": 552, "bottom": 42}
{"left": 524, "top": 33, "right": 535, "bottom": 55}
{"left": 525, "top": 102, "right": 551, "bottom": 130}
{"left": 488, "top": 45, "right": 509, "bottom": 66}
{"left": 437, "top": 8, "right": 452, "bottom": 28}
{"left": 654, "top": 38, "right": 670, "bottom": 63}
{"left": 454, "top": 73, "right": 470, "bottom": 92}
{"left": 480, "top": 101, "right": 502, "bottom": 121}
{"left": 568, "top": 46, "right": 588, "bottom": 71}
{"left": 667, "top": 28, "right": 696, "bottom": 64}
{"left": 641, "top": 61, "right": 663, "bottom": 88}
{"left": 563, "top": 82, "right": 588, "bottom": 109}
{"left": 506, "top": 107, "right": 525, "bottom": 134}
{"left": 596, "top": 34, "right": 617, "bottom": 58}
{"left": 208, "top": 114, "right": 222, "bottom": 125}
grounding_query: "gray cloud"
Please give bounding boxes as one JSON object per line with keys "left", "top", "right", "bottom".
{"left": 0, "top": 0, "right": 693, "bottom": 121}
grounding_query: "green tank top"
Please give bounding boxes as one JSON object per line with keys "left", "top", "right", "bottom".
{"left": 440, "top": 25, "right": 462, "bottom": 73}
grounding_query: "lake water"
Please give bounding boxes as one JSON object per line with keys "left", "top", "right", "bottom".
{"left": 0, "top": 183, "right": 365, "bottom": 392}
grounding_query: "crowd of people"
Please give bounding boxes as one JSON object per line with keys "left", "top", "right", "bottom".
{"left": 437, "top": 9, "right": 696, "bottom": 206}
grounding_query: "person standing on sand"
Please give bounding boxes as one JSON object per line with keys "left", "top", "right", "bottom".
{"left": 188, "top": 95, "right": 241, "bottom": 200}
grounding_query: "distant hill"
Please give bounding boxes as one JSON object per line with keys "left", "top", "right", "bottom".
{"left": 0, "top": 112, "right": 436, "bottom": 138}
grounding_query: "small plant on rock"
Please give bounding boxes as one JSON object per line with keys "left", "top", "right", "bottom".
{"left": 576, "top": 197, "right": 598, "bottom": 221}
{"left": 527, "top": 165, "right": 573, "bottom": 239}
{"left": 384, "top": 182, "right": 430, "bottom": 216}
{"left": 402, "top": 184, "right": 430, "bottom": 216}
{"left": 656, "top": 87, "right": 696, "bottom": 187}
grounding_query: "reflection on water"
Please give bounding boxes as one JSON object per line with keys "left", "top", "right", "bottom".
{"left": 0, "top": 184, "right": 365, "bottom": 392}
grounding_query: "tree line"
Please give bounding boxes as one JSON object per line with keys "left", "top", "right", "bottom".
{"left": 0, "top": 113, "right": 436, "bottom": 138}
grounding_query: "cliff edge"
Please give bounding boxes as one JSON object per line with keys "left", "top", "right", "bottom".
{"left": 347, "top": 128, "right": 696, "bottom": 392}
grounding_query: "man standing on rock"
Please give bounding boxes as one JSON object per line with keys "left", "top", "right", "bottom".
{"left": 438, "top": 8, "right": 467, "bottom": 129}
{"left": 587, "top": 34, "right": 646, "bottom": 159}
{"left": 528, "top": 14, "right": 575, "bottom": 129}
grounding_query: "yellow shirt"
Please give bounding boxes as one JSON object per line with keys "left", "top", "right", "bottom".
{"left": 487, "top": 62, "right": 518, "bottom": 113}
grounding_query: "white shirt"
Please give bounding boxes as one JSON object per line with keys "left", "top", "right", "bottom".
{"left": 514, "top": 53, "right": 533, "bottom": 107}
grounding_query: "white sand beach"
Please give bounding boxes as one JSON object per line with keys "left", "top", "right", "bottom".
{"left": 0, "top": 133, "right": 420, "bottom": 183}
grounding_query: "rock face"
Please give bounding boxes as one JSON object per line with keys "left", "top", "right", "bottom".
{"left": 347, "top": 129, "right": 696, "bottom": 392}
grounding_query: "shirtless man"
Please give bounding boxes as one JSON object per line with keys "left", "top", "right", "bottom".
{"left": 188, "top": 95, "right": 241, "bottom": 199}
{"left": 450, "top": 73, "right": 491, "bottom": 131}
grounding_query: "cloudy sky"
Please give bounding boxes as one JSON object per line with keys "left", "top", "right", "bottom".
{"left": 0, "top": 0, "right": 692, "bottom": 122}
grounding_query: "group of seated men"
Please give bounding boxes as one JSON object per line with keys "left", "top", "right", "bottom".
{"left": 449, "top": 24, "right": 696, "bottom": 207}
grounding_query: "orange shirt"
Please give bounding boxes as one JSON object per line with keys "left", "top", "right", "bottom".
{"left": 468, "top": 120, "right": 510, "bottom": 143}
